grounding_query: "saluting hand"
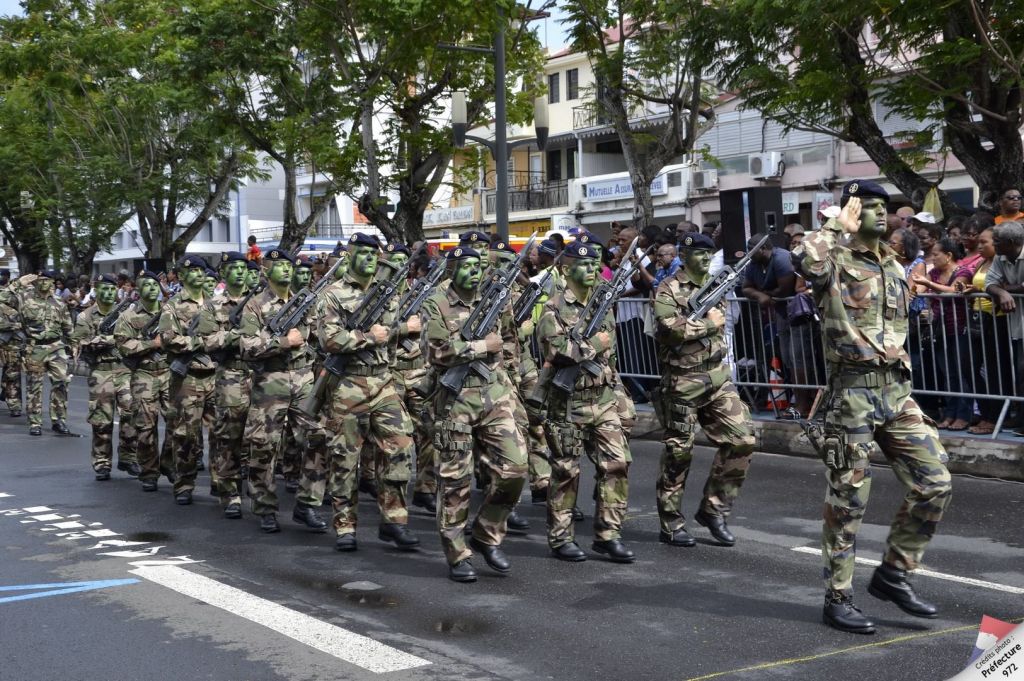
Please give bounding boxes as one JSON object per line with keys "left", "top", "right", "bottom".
{"left": 837, "top": 197, "right": 862, "bottom": 234}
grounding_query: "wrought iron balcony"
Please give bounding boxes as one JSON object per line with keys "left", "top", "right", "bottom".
{"left": 484, "top": 179, "right": 569, "bottom": 214}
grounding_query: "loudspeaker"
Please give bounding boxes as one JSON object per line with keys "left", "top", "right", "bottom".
{"left": 719, "top": 187, "right": 784, "bottom": 264}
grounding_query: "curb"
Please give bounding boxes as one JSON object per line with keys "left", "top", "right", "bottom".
{"left": 631, "top": 409, "right": 1024, "bottom": 482}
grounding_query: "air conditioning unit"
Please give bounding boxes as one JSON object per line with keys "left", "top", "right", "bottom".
{"left": 692, "top": 169, "right": 718, "bottom": 191}
{"left": 748, "top": 152, "right": 784, "bottom": 180}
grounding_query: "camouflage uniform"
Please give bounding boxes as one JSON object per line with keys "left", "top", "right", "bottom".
{"left": 115, "top": 303, "right": 173, "bottom": 484}
{"left": 536, "top": 287, "right": 630, "bottom": 549}
{"left": 317, "top": 272, "right": 413, "bottom": 535}
{"left": 21, "top": 290, "right": 72, "bottom": 429}
{"left": 159, "top": 288, "right": 217, "bottom": 497}
{"left": 288, "top": 300, "right": 329, "bottom": 509}
{"left": 195, "top": 290, "right": 253, "bottom": 508}
{"left": 802, "top": 217, "right": 952, "bottom": 595}
{"left": 652, "top": 268, "right": 756, "bottom": 535}
{"left": 72, "top": 304, "right": 138, "bottom": 472}
{"left": 0, "top": 282, "right": 24, "bottom": 414}
{"left": 511, "top": 284, "right": 551, "bottom": 496}
{"left": 422, "top": 280, "right": 528, "bottom": 566}
{"left": 393, "top": 316, "right": 436, "bottom": 498}
{"left": 238, "top": 286, "right": 314, "bottom": 516}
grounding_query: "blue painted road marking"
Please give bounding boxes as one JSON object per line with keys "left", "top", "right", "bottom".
{"left": 0, "top": 579, "right": 140, "bottom": 604}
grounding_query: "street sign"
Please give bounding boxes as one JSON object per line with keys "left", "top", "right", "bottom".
{"left": 781, "top": 192, "right": 799, "bottom": 215}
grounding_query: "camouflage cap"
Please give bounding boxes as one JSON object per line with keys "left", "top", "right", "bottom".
{"left": 446, "top": 246, "right": 480, "bottom": 261}
{"left": 562, "top": 242, "right": 598, "bottom": 260}
{"left": 680, "top": 233, "right": 715, "bottom": 251}
{"left": 219, "top": 250, "right": 246, "bottom": 265}
{"left": 264, "top": 248, "right": 295, "bottom": 264}
{"left": 842, "top": 179, "right": 889, "bottom": 203}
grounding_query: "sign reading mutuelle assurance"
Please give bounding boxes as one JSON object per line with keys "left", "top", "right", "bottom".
{"left": 585, "top": 174, "right": 667, "bottom": 202}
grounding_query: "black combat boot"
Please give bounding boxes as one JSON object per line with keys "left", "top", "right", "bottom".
{"left": 823, "top": 591, "right": 876, "bottom": 634}
{"left": 868, "top": 563, "right": 939, "bottom": 618}
{"left": 694, "top": 509, "right": 735, "bottom": 546}
{"left": 292, "top": 503, "right": 328, "bottom": 532}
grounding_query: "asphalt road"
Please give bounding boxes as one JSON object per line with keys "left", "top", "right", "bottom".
{"left": 0, "top": 382, "right": 1021, "bottom": 681}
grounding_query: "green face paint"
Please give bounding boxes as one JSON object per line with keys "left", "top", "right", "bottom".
{"left": 452, "top": 257, "right": 482, "bottom": 292}
{"left": 244, "top": 269, "right": 260, "bottom": 290}
{"left": 35, "top": 279, "right": 54, "bottom": 296}
{"left": 567, "top": 258, "right": 598, "bottom": 289}
{"left": 386, "top": 253, "right": 408, "bottom": 269}
{"left": 182, "top": 266, "right": 205, "bottom": 290}
{"left": 293, "top": 267, "right": 312, "bottom": 290}
{"left": 138, "top": 278, "right": 161, "bottom": 302}
{"left": 351, "top": 246, "right": 378, "bottom": 278}
{"left": 96, "top": 282, "right": 118, "bottom": 306}
{"left": 858, "top": 197, "right": 888, "bottom": 238}
{"left": 683, "top": 249, "right": 712, "bottom": 277}
{"left": 203, "top": 276, "right": 217, "bottom": 296}
{"left": 268, "top": 261, "right": 293, "bottom": 286}
{"left": 222, "top": 261, "right": 246, "bottom": 289}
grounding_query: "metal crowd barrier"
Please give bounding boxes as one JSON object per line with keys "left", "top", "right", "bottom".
{"left": 612, "top": 293, "right": 1024, "bottom": 440}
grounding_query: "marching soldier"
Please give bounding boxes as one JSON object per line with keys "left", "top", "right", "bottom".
{"left": 317, "top": 233, "right": 419, "bottom": 552}
{"left": 652, "top": 233, "right": 756, "bottom": 548}
{"left": 21, "top": 270, "right": 73, "bottom": 436}
{"left": 159, "top": 256, "right": 217, "bottom": 505}
{"left": 536, "top": 242, "right": 635, "bottom": 564}
{"left": 281, "top": 254, "right": 316, "bottom": 493}
{"left": 195, "top": 252, "right": 253, "bottom": 519}
{"left": 0, "top": 269, "right": 25, "bottom": 417}
{"left": 244, "top": 259, "right": 261, "bottom": 292}
{"left": 383, "top": 243, "right": 438, "bottom": 515}
{"left": 421, "top": 246, "right": 528, "bottom": 583}
{"left": 239, "top": 248, "right": 326, "bottom": 534}
{"left": 71, "top": 274, "right": 140, "bottom": 479}
{"left": 801, "top": 180, "right": 952, "bottom": 634}
{"left": 115, "top": 270, "right": 174, "bottom": 491}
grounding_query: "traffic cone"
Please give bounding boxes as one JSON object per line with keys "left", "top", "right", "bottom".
{"left": 765, "top": 357, "right": 789, "bottom": 411}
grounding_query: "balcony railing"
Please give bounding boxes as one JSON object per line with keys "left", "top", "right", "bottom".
{"left": 484, "top": 180, "right": 569, "bottom": 214}
{"left": 248, "top": 223, "right": 364, "bottom": 243}
{"left": 573, "top": 104, "right": 612, "bottom": 130}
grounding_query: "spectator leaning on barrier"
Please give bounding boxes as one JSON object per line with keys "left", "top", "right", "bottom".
{"left": 986, "top": 221, "right": 1024, "bottom": 434}
{"left": 993, "top": 188, "right": 1024, "bottom": 224}
{"left": 913, "top": 238, "right": 974, "bottom": 431}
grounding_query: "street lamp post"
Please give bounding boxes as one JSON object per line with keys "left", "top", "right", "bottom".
{"left": 445, "top": 10, "right": 549, "bottom": 241}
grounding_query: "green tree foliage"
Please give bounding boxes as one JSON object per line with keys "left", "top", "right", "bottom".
{"left": 719, "top": 0, "right": 1024, "bottom": 213}
{"left": 561, "top": 0, "right": 719, "bottom": 231}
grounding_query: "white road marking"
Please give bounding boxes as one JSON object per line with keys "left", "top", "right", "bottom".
{"left": 790, "top": 546, "right": 1024, "bottom": 594}
{"left": 0, "top": 493, "right": 12, "bottom": 498}
{"left": 129, "top": 564, "right": 431, "bottom": 674}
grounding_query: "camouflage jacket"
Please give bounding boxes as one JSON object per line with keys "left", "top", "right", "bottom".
{"left": 536, "top": 285, "right": 617, "bottom": 389}
{"left": 421, "top": 280, "right": 517, "bottom": 379}
{"left": 653, "top": 267, "right": 726, "bottom": 370}
{"left": 317, "top": 272, "right": 398, "bottom": 368}
{"left": 239, "top": 285, "right": 311, "bottom": 369}
{"left": 158, "top": 287, "right": 215, "bottom": 372}
{"left": 71, "top": 304, "right": 121, "bottom": 365}
{"left": 801, "top": 219, "right": 911, "bottom": 371}
{"left": 20, "top": 291, "right": 72, "bottom": 346}
{"left": 114, "top": 303, "right": 165, "bottom": 369}
{"left": 195, "top": 289, "right": 247, "bottom": 363}
{"left": 0, "top": 283, "right": 19, "bottom": 334}
{"left": 394, "top": 275, "right": 422, "bottom": 365}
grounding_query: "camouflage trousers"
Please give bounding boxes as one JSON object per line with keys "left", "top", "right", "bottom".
{"left": 517, "top": 366, "right": 552, "bottom": 493}
{"left": 544, "top": 385, "right": 631, "bottom": 548}
{"left": 433, "top": 374, "right": 528, "bottom": 565}
{"left": 325, "top": 373, "right": 412, "bottom": 534}
{"left": 86, "top": 364, "right": 138, "bottom": 472}
{"left": 655, "top": 365, "right": 755, "bottom": 534}
{"left": 280, "top": 361, "right": 329, "bottom": 506}
{"left": 395, "top": 361, "right": 437, "bottom": 495}
{"left": 212, "top": 366, "right": 252, "bottom": 507}
{"left": 821, "top": 379, "right": 952, "bottom": 595}
{"left": 24, "top": 342, "right": 69, "bottom": 428}
{"left": 614, "top": 381, "right": 637, "bottom": 440}
{"left": 132, "top": 366, "right": 174, "bottom": 483}
{"left": 168, "top": 369, "right": 216, "bottom": 495}
{"left": 245, "top": 366, "right": 313, "bottom": 516}
{"left": 0, "top": 343, "right": 22, "bottom": 412}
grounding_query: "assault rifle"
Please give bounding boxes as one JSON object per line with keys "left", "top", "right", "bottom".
{"left": 396, "top": 259, "right": 445, "bottom": 352}
{"left": 299, "top": 254, "right": 414, "bottom": 419}
{"left": 438, "top": 233, "right": 537, "bottom": 395}
{"left": 122, "top": 308, "right": 162, "bottom": 371}
{"left": 686, "top": 229, "right": 774, "bottom": 323}
{"left": 79, "top": 298, "right": 135, "bottom": 369}
{"left": 265, "top": 255, "right": 345, "bottom": 338}
{"left": 545, "top": 237, "right": 648, "bottom": 399}
{"left": 168, "top": 314, "right": 206, "bottom": 377}
{"left": 210, "top": 283, "right": 266, "bottom": 364}
{"left": 512, "top": 253, "right": 560, "bottom": 326}
{"left": 0, "top": 329, "right": 26, "bottom": 346}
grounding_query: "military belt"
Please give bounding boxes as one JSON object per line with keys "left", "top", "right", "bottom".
{"left": 572, "top": 385, "right": 609, "bottom": 402}
{"left": 671, "top": 358, "right": 721, "bottom": 374}
{"left": 828, "top": 365, "right": 906, "bottom": 389}
{"left": 346, "top": 364, "right": 390, "bottom": 377}
{"left": 185, "top": 367, "right": 216, "bottom": 376}
{"left": 260, "top": 358, "right": 310, "bottom": 372}
{"left": 136, "top": 361, "right": 165, "bottom": 372}
{"left": 32, "top": 337, "right": 61, "bottom": 345}
{"left": 91, "top": 361, "right": 121, "bottom": 371}
{"left": 395, "top": 358, "right": 424, "bottom": 372}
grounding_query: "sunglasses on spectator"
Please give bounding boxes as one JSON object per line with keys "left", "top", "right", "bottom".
{"left": 1003, "top": 195, "right": 1022, "bottom": 200}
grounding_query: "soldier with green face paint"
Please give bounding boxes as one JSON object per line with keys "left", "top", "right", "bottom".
{"left": 537, "top": 242, "right": 636, "bottom": 564}
{"left": 801, "top": 180, "right": 952, "bottom": 635}
{"left": 195, "top": 251, "right": 254, "bottom": 519}
{"left": 159, "top": 256, "right": 217, "bottom": 506}
{"left": 653, "top": 232, "right": 755, "bottom": 551}
{"left": 245, "top": 260, "right": 261, "bottom": 291}
{"left": 240, "top": 247, "right": 326, "bottom": 534}
{"left": 21, "top": 270, "right": 73, "bottom": 436}
{"left": 316, "top": 233, "right": 419, "bottom": 552}
{"left": 72, "top": 273, "right": 139, "bottom": 479}
{"left": 202, "top": 267, "right": 219, "bottom": 298}
{"left": 115, "top": 270, "right": 175, "bottom": 491}
{"left": 421, "top": 246, "right": 528, "bottom": 583}
{"left": 280, "top": 254, "right": 317, "bottom": 493}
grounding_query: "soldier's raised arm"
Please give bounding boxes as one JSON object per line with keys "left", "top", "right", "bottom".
{"left": 800, "top": 199, "right": 861, "bottom": 289}
{"left": 653, "top": 278, "right": 719, "bottom": 345}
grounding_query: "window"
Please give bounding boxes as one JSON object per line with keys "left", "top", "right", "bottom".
{"left": 548, "top": 73, "right": 560, "bottom": 104}
{"left": 567, "top": 69, "right": 579, "bottom": 100}
{"left": 547, "top": 149, "right": 562, "bottom": 181}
